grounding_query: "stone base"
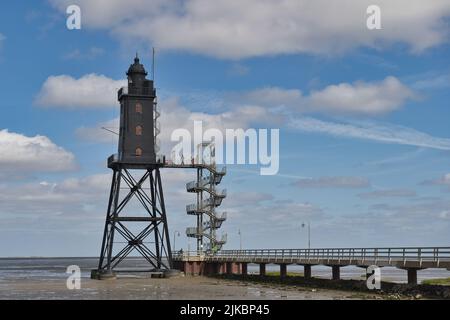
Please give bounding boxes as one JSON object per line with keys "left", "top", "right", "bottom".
{"left": 162, "top": 269, "right": 183, "bottom": 278}
{"left": 91, "top": 269, "right": 117, "bottom": 280}
{"left": 91, "top": 269, "right": 182, "bottom": 280}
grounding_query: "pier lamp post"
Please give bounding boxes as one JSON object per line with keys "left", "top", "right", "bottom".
{"left": 173, "top": 230, "right": 180, "bottom": 251}
{"left": 238, "top": 229, "right": 242, "bottom": 250}
{"left": 301, "top": 222, "right": 311, "bottom": 249}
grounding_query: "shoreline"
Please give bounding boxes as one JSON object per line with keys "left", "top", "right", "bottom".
{"left": 0, "top": 272, "right": 448, "bottom": 300}
{"left": 0, "top": 275, "right": 374, "bottom": 300}
{"left": 1, "top": 257, "right": 450, "bottom": 300}
{"left": 209, "top": 273, "right": 450, "bottom": 300}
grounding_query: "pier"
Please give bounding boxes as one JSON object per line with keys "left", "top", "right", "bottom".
{"left": 173, "top": 247, "right": 450, "bottom": 285}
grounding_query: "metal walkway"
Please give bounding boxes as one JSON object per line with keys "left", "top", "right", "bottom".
{"left": 172, "top": 247, "right": 450, "bottom": 284}
{"left": 163, "top": 163, "right": 226, "bottom": 177}
{"left": 201, "top": 247, "right": 450, "bottom": 269}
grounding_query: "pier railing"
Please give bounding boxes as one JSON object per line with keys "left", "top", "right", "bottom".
{"left": 215, "top": 247, "right": 450, "bottom": 261}
{"left": 172, "top": 247, "right": 450, "bottom": 284}
{"left": 173, "top": 247, "right": 450, "bottom": 264}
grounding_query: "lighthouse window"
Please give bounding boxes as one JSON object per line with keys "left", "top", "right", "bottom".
{"left": 135, "top": 125, "right": 143, "bottom": 136}
{"left": 135, "top": 103, "right": 143, "bottom": 114}
{"left": 135, "top": 147, "right": 143, "bottom": 157}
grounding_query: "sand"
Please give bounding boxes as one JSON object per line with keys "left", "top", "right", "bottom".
{"left": 0, "top": 274, "right": 380, "bottom": 300}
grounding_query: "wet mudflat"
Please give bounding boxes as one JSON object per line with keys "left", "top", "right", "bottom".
{"left": 0, "top": 274, "right": 378, "bottom": 300}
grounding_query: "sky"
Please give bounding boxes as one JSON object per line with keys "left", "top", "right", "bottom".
{"left": 0, "top": 1, "right": 450, "bottom": 257}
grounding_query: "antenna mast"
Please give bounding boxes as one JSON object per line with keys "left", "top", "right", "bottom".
{"left": 152, "top": 47, "right": 155, "bottom": 81}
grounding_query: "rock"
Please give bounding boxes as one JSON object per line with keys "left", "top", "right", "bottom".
{"left": 415, "top": 294, "right": 422, "bottom": 299}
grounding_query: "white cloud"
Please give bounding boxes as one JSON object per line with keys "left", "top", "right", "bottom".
{"left": 440, "top": 174, "right": 450, "bottom": 185}
{"left": 357, "top": 189, "right": 417, "bottom": 199}
{"left": 67, "top": 74, "right": 440, "bottom": 156}
{"left": 0, "top": 168, "right": 192, "bottom": 221}
{"left": 0, "top": 167, "right": 197, "bottom": 256}
{"left": 366, "top": 200, "right": 450, "bottom": 222}
{"left": 63, "top": 47, "right": 104, "bottom": 60}
{"left": 364, "top": 148, "right": 426, "bottom": 167}
{"left": 422, "top": 173, "right": 450, "bottom": 187}
{"left": 223, "top": 192, "right": 325, "bottom": 231}
{"left": 49, "top": 0, "right": 450, "bottom": 59}
{"left": 293, "top": 176, "right": 370, "bottom": 189}
{"left": 242, "top": 77, "right": 416, "bottom": 115}
{"left": 439, "top": 210, "right": 450, "bottom": 219}
{"left": 35, "top": 74, "right": 126, "bottom": 108}
{"left": 0, "top": 33, "right": 5, "bottom": 57}
{"left": 56, "top": 174, "right": 110, "bottom": 194}
{"left": 319, "top": 198, "right": 450, "bottom": 246}
{"left": 308, "top": 77, "right": 415, "bottom": 115}
{"left": 226, "top": 191, "right": 274, "bottom": 207}
{"left": 264, "top": 202, "right": 324, "bottom": 226}
{"left": 0, "top": 174, "right": 110, "bottom": 212}
{"left": 76, "top": 117, "right": 119, "bottom": 144}
{"left": 0, "top": 167, "right": 205, "bottom": 255}
{"left": 289, "top": 117, "right": 450, "bottom": 151}
{"left": 413, "top": 73, "right": 450, "bottom": 90}
{"left": 228, "top": 63, "right": 249, "bottom": 76}
{"left": 0, "top": 129, "right": 76, "bottom": 175}
{"left": 40, "top": 72, "right": 414, "bottom": 116}
{"left": 76, "top": 97, "right": 284, "bottom": 151}
{"left": 241, "top": 87, "right": 303, "bottom": 108}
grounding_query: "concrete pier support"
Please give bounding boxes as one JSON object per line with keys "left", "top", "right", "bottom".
{"left": 186, "top": 262, "right": 193, "bottom": 275}
{"left": 232, "top": 262, "right": 241, "bottom": 274}
{"left": 304, "top": 265, "right": 312, "bottom": 279}
{"left": 241, "top": 263, "right": 248, "bottom": 275}
{"left": 280, "top": 264, "right": 287, "bottom": 278}
{"left": 172, "top": 260, "right": 181, "bottom": 271}
{"left": 259, "top": 263, "right": 266, "bottom": 276}
{"left": 203, "top": 263, "right": 210, "bottom": 275}
{"left": 214, "top": 263, "right": 221, "bottom": 275}
{"left": 205, "top": 262, "right": 218, "bottom": 275}
{"left": 194, "top": 261, "right": 201, "bottom": 275}
{"left": 226, "top": 262, "right": 233, "bottom": 275}
{"left": 213, "top": 263, "right": 220, "bottom": 275}
{"left": 189, "top": 261, "right": 202, "bottom": 275}
{"left": 332, "top": 265, "right": 340, "bottom": 280}
{"left": 407, "top": 268, "right": 418, "bottom": 285}
{"left": 219, "top": 262, "right": 227, "bottom": 274}
{"left": 184, "top": 261, "right": 197, "bottom": 275}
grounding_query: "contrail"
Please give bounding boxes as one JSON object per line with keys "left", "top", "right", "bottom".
{"left": 289, "top": 116, "right": 450, "bottom": 150}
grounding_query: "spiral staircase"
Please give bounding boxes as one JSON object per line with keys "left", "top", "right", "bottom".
{"left": 185, "top": 143, "right": 227, "bottom": 253}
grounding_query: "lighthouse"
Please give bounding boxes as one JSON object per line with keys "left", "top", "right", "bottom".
{"left": 117, "top": 54, "right": 157, "bottom": 164}
{"left": 92, "top": 55, "right": 172, "bottom": 280}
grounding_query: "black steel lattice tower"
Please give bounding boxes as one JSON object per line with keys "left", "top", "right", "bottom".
{"left": 92, "top": 55, "right": 172, "bottom": 279}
